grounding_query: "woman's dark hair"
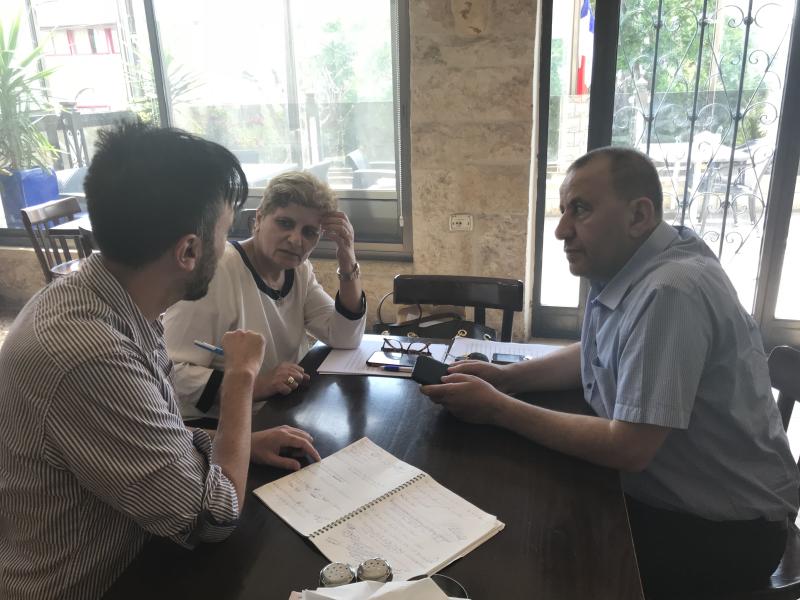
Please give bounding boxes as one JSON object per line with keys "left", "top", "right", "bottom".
{"left": 84, "top": 120, "right": 248, "bottom": 267}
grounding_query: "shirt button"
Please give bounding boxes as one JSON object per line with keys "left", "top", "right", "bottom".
{"left": 587, "top": 382, "right": 593, "bottom": 389}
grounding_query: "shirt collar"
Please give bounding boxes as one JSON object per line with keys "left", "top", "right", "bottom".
{"left": 591, "top": 221, "right": 679, "bottom": 310}
{"left": 80, "top": 254, "right": 163, "bottom": 353}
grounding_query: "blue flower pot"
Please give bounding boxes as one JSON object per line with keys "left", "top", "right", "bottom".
{"left": 0, "top": 168, "right": 59, "bottom": 228}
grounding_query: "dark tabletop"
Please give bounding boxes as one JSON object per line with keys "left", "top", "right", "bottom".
{"left": 104, "top": 340, "right": 643, "bottom": 600}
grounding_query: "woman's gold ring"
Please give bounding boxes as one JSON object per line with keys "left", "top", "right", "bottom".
{"left": 286, "top": 376, "right": 296, "bottom": 386}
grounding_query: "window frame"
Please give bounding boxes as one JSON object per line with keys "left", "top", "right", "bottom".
{"left": 142, "top": 0, "right": 413, "bottom": 261}
{"left": 531, "top": 0, "right": 800, "bottom": 348}
{"left": 753, "top": 3, "right": 800, "bottom": 349}
{"left": 0, "top": 1, "right": 412, "bottom": 259}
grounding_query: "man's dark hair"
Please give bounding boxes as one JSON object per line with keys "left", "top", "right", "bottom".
{"left": 84, "top": 120, "right": 248, "bottom": 267}
{"left": 569, "top": 146, "right": 663, "bottom": 219}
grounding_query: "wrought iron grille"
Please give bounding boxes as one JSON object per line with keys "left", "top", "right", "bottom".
{"left": 611, "top": 0, "right": 793, "bottom": 259}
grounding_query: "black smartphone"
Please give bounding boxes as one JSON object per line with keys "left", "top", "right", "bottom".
{"left": 366, "top": 350, "right": 418, "bottom": 368}
{"left": 411, "top": 355, "right": 450, "bottom": 386}
{"left": 492, "top": 353, "right": 525, "bottom": 365}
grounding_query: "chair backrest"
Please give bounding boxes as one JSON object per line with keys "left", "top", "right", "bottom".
{"left": 345, "top": 149, "right": 368, "bottom": 171}
{"left": 55, "top": 166, "right": 88, "bottom": 194}
{"left": 769, "top": 345, "right": 800, "bottom": 479}
{"left": 770, "top": 345, "right": 800, "bottom": 437}
{"left": 393, "top": 275, "right": 524, "bottom": 342}
{"left": 58, "top": 105, "right": 91, "bottom": 168}
{"left": 20, "top": 197, "right": 90, "bottom": 283}
{"left": 229, "top": 208, "right": 258, "bottom": 239}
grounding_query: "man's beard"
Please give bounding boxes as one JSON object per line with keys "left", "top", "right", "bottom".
{"left": 183, "top": 240, "right": 217, "bottom": 301}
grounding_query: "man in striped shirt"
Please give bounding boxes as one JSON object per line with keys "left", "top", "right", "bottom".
{"left": 0, "top": 122, "right": 320, "bottom": 600}
{"left": 422, "top": 147, "right": 799, "bottom": 596}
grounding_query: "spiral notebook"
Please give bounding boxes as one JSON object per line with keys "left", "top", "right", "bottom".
{"left": 253, "top": 438, "right": 504, "bottom": 581}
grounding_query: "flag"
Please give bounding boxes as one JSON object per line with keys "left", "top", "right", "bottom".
{"left": 576, "top": 0, "right": 594, "bottom": 95}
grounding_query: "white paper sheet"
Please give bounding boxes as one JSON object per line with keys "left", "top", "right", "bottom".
{"left": 255, "top": 438, "right": 422, "bottom": 536}
{"left": 445, "top": 337, "right": 561, "bottom": 364}
{"left": 258, "top": 438, "right": 503, "bottom": 583}
{"left": 318, "top": 337, "right": 448, "bottom": 377}
{"left": 302, "top": 578, "right": 451, "bottom": 600}
{"left": 302, "top": 581, "right": 383, "bottom": 600}
{"left": 311, "top": 475, "right": 503, "bottom": 581}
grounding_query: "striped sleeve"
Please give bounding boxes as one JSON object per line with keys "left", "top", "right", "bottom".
{"left": 44, "top": 353, "right": 239, "bottom": 546}
{"left": 614, "top": 283, "right": 712, "bottom": 428}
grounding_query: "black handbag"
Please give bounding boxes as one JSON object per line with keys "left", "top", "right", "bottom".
{"left": 372, "top": 292, "right": 496, "bottom": 341}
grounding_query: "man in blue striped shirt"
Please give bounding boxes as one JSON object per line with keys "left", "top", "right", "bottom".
{"left": 423, "top": 147, "right": 799, "bottom": 596}
{"left": 0, "top": 122, "right": 320, "bottom": 600}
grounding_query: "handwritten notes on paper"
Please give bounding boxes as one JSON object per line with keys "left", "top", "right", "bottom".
{"left": 254, "top": 438, "right": 504, "bottom": 580}
{"left": 312, "top": 473, "right": 502, "bottom": 580}
{"left": 254, "top": 438, "right": 421, "bottom": 536}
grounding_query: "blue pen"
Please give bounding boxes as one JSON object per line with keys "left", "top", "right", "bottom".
{"left": 381, "top": 365, "right": 413, "bottom": 372}
{"left": 194, "top": 340, "right": 224, "bottom": 356}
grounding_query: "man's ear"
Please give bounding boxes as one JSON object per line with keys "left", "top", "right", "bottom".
{"left": 627, "top": 196, "right": 657, "bottom": 239}
{"left": 174, "top": 233, "right": 200, "bottom": 273}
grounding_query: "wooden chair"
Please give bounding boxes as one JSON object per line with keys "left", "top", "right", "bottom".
{"left": 686, "top": 346, "right": 800, "bottom": 600}
{"left": 729, "top": 345, "right": 800, "bottom": 599}
{"left": 392, "top": 275, "right": 524, "bottom": 342}
{"left": 20, "top": 197, "right": 92, "bottom": 283}
{"left": 742, "top": 344, "right": 800, "bottom": 599}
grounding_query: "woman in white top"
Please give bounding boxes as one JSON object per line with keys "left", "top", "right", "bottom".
{"left": 164, "top": 171, "right": 366, "bottom": 420}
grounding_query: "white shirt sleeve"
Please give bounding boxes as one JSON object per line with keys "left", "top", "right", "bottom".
{"left": 301, "top": 261, "right": 366, "bottom": 350}
{"left": 163, "top": 256, "right": 238, "bottom": 419}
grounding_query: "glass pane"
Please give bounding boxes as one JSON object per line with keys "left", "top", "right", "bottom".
{"left": 152, "top": 0, "right": 401, "bottom": 243}
{"left": 292, "top": 3, "right": 396, "bottom": 194}
{"left": 0, "top": 0, "right": 155, "bottom": 228}
{"left": 540, "top": 0, "right": 595, "bottom": 308}
{"left": 612, "top": 0, "right": 796, "bottom": 312}
{"left": 152, "top": 0, "right": 293, "bottom": 171}
{"left": 774, "top": 166, "right": 800, "bottom": 320}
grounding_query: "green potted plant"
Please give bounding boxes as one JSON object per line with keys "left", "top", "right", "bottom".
{"left": 0, "top": 14, "right": 58, "bottom": 228}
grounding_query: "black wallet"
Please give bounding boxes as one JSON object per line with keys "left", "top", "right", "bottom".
{"left": 411, "top": 355, "right": 450, "bottom": 385}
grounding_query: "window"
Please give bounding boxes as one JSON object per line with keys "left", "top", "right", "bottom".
{"left": 65, "top": 29, "right": 76, "bottom": 54}
{"left": 149, "top": 0, "right": 410, "bottom": 255}
{"left": 87, "top": 28, "right": 97, "bottom": 54}
{"left": 532, "top": 0, "right": 595, "bottom": 337}
{"left": 0, "top": 0, "right": 410, "bottom": 257}
{"left": 45, "top": 30, "right": 72, "bottom": 56}
{"left": 104, "top": 28, "right": 117, "bottom": 54}
{"left": 533, "top": 0, "right": 800, "bottom": 348}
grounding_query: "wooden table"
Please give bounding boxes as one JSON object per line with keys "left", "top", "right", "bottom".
{"left": 104, "top": 342, "right": 643, "bottom": 600}
{"left": 49, "top": 213, "right": 91, "bottom": 238}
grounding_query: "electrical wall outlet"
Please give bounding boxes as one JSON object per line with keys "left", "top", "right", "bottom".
{"left": 449, "top": 214, "right": 473, "bottom": 231}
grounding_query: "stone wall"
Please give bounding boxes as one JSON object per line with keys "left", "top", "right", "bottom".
{"left": 406, "top": 0, "right": 536, "bottom": 338}
{"left": 0, "top": 1, "right": 537, "bottom": 339}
